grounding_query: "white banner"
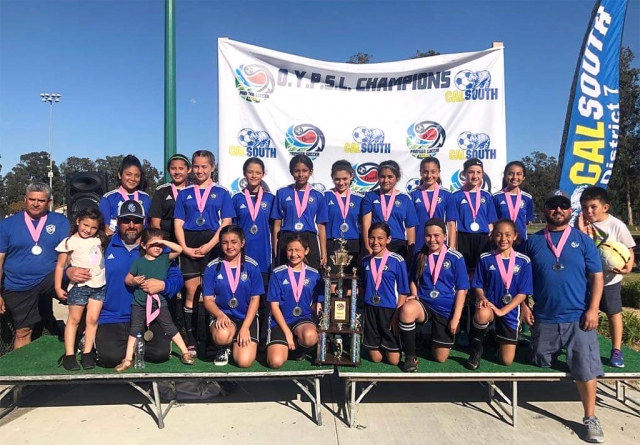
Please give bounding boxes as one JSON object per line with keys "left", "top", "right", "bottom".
{"left": 218, "top": 38, "right": 506, "bottom": 195}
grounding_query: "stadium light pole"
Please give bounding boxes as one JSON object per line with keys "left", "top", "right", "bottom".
{"left": 40, "top": 92, "right": 61, "bottom": 211}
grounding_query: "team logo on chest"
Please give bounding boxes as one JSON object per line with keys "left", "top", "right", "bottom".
{"left": 241, "top": 272, "right": 248, "bottom": 281}
{"left": 304, "top": 278, "right": 310, "bottom": 286}
{"left": 514, "top": 264, "right": 521, "bottom": 274}
{"left": 442, "top": 260, "right": 452, "bottom": 270}
{"left": 46, "top": 224, "right": 56, "bottom": 235}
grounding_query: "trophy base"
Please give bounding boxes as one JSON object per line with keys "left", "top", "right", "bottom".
{"left": 315, "top": 355, "right": 360, "bottom": 367}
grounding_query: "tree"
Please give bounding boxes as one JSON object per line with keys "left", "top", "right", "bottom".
{"left": 521, "top": 151, "right": 559, "bottom": 216}
{"left": 2, "top": 151, "right": 65, "bottom": 209}
{"left": 141, "top": 159, "right": 162, "bottom": 196}
{"left": 59, "top": 156, "right": 96, "bottom": 177}
{"left": 95, "top": 155, "right": 125, "bottom": 192}
{"left": 410, "top": 50, "right": 441, "bottom": 59}
{"left": 607, "top": 46, "right": 640, "bottom": 225}
{"left": 347, "top": 52, "right": 372, "bottom": 64}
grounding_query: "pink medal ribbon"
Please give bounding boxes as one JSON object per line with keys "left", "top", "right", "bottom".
{"left": 544, "top": 226, "right": 572, "bottom": 269}
{"left": 463, "top": 189, "right": 481, "bottom": 223}
{"left": 427, "top": 246, "right": 448, "bottom": 297}
{"left": 294, "top": 185, "right": 311, "bottom": 219}
{"left": 243, "top": 187, "right": 264, "bottom": 223}
{"left": 421, "top": 184, "right": 440, "bottom": 219}
{"left": 495, "top": 250, "right": 516, "bottom": 301}
{"left": 24, "top": 212, "right": 48, "bottom": 251}
{"left": 379, "top": 189, "right": 397, "bottom": 222}
{"left": 333, "top": 189, "right": 351, "bottom": 221}
{"left": 118, "top": 186, "right": 139, "bottom": 203}
{"left": 503, "top": 188, "right": 522, "bottom": 221}
{"left": 223, "top": 260, "right": 241, "bottom": 308}
{"left": 194, "top": 181, "right": 214, "bottom": 215}
{"left": 145, "top": 293, "right": 162, "bottom": 326}
{"left": 369, "top": 250, "right": 390, "bottom": 298}
{"left": 287, "top": 265, "right": 306, "bottom": 314}
{"left": 170, "top": 184, "right": 179, "bottom": 201}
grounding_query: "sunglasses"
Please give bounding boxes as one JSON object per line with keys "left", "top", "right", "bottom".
{"left": 544, "top": 202, "right": 571, "bottom": 210}
{"left": 119, "top": 217, "right": 144, "bottom": 225}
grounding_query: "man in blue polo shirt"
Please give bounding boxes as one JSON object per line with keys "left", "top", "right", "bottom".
{"left": 68, "top": 200, "right": 183, "bottom": 367}
{"left": 523, "top": 190, "right": 605, "bottom": 443}
{"left": 0, "top": 183, "right": 70, "bottom": 350}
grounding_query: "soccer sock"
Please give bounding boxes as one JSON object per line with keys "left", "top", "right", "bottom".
{"left": 470, "top": 320, "right": 490, "bottom": 352}
{"left": 399, "top": 322, "right": 417, "bottom": 357}
{"left": 183, "top": 306, "right": 196, "bottom": 346}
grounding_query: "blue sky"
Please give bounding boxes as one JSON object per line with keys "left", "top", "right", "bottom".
{"left": 1, "top": 0, "right": 638, "bottom": 176}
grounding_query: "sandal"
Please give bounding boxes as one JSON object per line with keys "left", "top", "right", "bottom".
{"left": 114, "top": 358, "right": 133, "bottom": 372}
{"left": 181, "top": 353, "right": 195, "bottom": 365}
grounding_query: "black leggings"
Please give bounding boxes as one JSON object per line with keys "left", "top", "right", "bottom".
{"left": 95, "top": 321, "right": 172, "bottom": 367}
{"left": 129, "top": 305, "right": 179, "bottom": 338}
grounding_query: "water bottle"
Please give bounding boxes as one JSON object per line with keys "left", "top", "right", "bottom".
{"left": 134, "top": 332, "right": 145, "bottom": 369}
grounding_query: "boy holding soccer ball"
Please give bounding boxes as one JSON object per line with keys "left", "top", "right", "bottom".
{"left": 579, "top": 186, "right": 636, "bottom": 368}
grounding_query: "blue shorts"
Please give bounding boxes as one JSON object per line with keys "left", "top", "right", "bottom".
{"left": 530, "top": 321, "right": 603, "bottom": 381}
{"left": 67, "top": 285, "right": 106, "bottom": 306}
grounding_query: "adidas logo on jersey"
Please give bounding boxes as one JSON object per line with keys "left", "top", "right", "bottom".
{"left": 328, "top": 201, "right": 335, "bottom": 205}
{"left": 107, "top": 254, "right": 115, "bottom": 260}
{"left": 187, "top": 195, "right": 193, "bottom": 200}
{"left": 461, "top": 199, "right": 468, "bottom": 204}
{"left": 217, "top": 274, "right": 224, "bottom": 279}
{"left": 240, "top": 204, "right": 247, "bottom": 209}
{"left": 415, "top": 198, "right": 422, "bottom": 203}
{"left": 500, "top": 200, "right": 506, "bottom": 205}
{"left": 283, "top": 279, "right": 289, "bottom": 285}
{"left": 165, "top": 195, "right": 173, "bottom": 201}
{"left": 488, "top": 265, "right": 496, "bottom": 271}
{"left": 285, "top": 196, "right": 292, "bottom": 202}
{"left": 373, "top": 199, "right": 380, "bottom": 204}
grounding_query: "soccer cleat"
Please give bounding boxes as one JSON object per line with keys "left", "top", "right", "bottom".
{"left": 214, "top": 347, "right": 230, "bottom": 366}
{"left": 465, "top": 345, "right": 483, "bottom": 371}
{"left": 401, "top": 356, "right": 418, "bottom": 373}
{"left": 609, "top": 349, "right": 624, "bottom": 368}
{"left": 583, "top": 416, "right": 605, "bottom": 443}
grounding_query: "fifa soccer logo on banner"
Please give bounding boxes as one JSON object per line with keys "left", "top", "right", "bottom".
{"left": 406, "top": 121, "right": 446, "bottom": 159}
{"left": 234, "top": 64, "right": 275, "bottom": 103}
{"left": 284, "top": 124, "right": 326, "bottom": 159}
{"left": 449, "top": 131, "right": 496, "bottom": 161}
{"left": 344, "top": 127, "right": 391, "bottom": 154}
{"left": 445, "top": 69, "right": 499, "bottom": 103}
{"left": 230, "top": 177, "right": 272, "bottom": 195}
{"left": 229, "top": 128, "right": 277, "bottom": 158}
{"left": 351, "top": 162, "right": 380, "bottom": 192}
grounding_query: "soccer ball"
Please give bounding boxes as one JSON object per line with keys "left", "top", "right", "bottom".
{"left": 237, "top": 128, "right": 256, "bottom": 147}
{"left": 457, "top": 131, "right": 476, "bottom": 150}
{"left": 455, "top": 70, "right": 477, "bottom": 91}
{"left": 598, "top": 241, "right": 631, "bottom": 271}
{"left": 405, "top": 178, "right": 421, "bottom": 193}
{"left": 352, "top": 126, "right": 370, "bottom": 143}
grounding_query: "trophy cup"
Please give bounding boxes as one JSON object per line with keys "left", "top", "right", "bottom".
{"left": 316, "top": 237, "right": 361, "bottom": 366}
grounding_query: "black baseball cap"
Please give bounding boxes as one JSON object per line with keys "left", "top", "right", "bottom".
{"left": 544, "top": 189, "right": 571, "bottom": 207}
{"left": 463, "top": 158, "right": 483, "bottom": 171}
{"left": 118, "top": 199, "right": 145, "bottom": 219}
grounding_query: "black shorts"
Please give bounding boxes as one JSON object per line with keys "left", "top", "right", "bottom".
{"left": 276, "top": 231, "right": 321, "bottom": 271}
{"left": 600, "top": 282, "right": 622, "bottom": 315}
{"left": 209, "top": 314, "right": 259, "bottom": 344}
{"left": 266, "top": 318, "right": 315, "bottom": 346}
{"left": 2, "top": 272, "right": 55, "bottom": 330}
{"left": 180, "top": 230, "right": 218, "bottom": 278}
{"left": 95, "top": 321, "right": 172, "bottom": 368}
{"left": 494, "top": 317, "right": 518, "bottom": 345}
{"left": 457, "top": 232, "right": 491, "bottom": 271}
{"left": 362, "top": 305, "right": 400, "bottom": 352}
{"left": 327, "top": 238, "right": 360, "bottom": 271}
{"left": 416, "top": 300, "right": 455, "bottom": 347}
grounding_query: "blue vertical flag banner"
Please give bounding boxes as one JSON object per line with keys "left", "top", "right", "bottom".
{"left": 558, "top": 0, "right": 628, "bottom": 217}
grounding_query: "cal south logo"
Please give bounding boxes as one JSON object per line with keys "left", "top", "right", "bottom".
{"left": 284, "top": 124, "right": 325, "bottom": 159}
{"left": 449, "top": 169, "right": 492, "bottom": 192}
{"left": 449, "top": 131, "right": 497, "bottom": 161}
{"left": 445, "top": 69, "right": 499, "bottom": 103}
{"left": 344, "top": 127, "right": 391, "bottom": 154}
{"left": 234, "top": 64, "right": 275, "bottom": 103}
{"left": 406, "top": 121, "right": 446, "bottom": 159}
{"left": 229, "top": 128, "right": 277, "bottom": 158}
{"left": 352, "top": 162, "right": 379, "bottom": 192}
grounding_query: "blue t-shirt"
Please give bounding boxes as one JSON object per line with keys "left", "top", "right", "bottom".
{"left": 323, "top": 190, "right": 363, "bottom": 240}
{"left": 410, "top": 188, "right": 458, "bottom": 252}
{"left": 0, "top": 211, "right": 70, "bottom": 291}
{"left": 492, "top": 190, "right": 534, "bottom": 241}
{"left": 410, "top": 248, "right": 469, "bottom": 319}
{"left": 174, "top": 184, "right": 236, "bottom": 232}
{"left": 266, "top": 265, "right": 324, "bottom": 327}
{"left": 361, "top": 190, "right": 418, "bottom": 242}
{"left": 359, "top": 252, "right": 410, "bottom": 309}
{"left": 202, "top": 257, "right": 265, "bottom": 320}
{"left": 471, "top": 251, "right": 533, "bottom": 330}
{"left": 99, "top": 189, "right": 151, "bottom": 231}
{"left": 232, "top": 190, "right": 275, "bottom": 273}
{"left": 451, "top": 189, "right": 497, "bottom": 234}
{"left": 99, "top": 233, "right": 183, "bottom": 325}
{"left": 270, "top": 185, "right": 328, "bottom": 234}
{"left": 525, "top": 228, "right": 602, "bottom": 323}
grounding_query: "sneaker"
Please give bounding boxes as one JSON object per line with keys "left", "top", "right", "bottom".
{"left": 58, "top": 354, "right": 80, "bottom": 371}
{"left": 465, "top": 345, "right": 483, "bottom": 371}
{"left": 81, "top": 352, "right": 95, "bottom": 370}
{"left": 401, "top": 355, "right": 418, "bottom": 373}
{"left": 214, "top": 348, "right": 230, "bottom": 366}
{"left": 583, "top": 416, "right": 605, "bottom": 443}
{"left": 610, "top": 349, "right": 624, "bottom": 368}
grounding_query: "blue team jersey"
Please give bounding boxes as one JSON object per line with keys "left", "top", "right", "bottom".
{"left": 410, "top": 188, "right": 458, "bottom": 252}
{"left": 525, "top": 228, "right": 602, "bottom": 324}
{"left": 492, "top": 190, "right": 534, "bottom": 241}
{"left": 472, "top": 252, "right": 533, "bottom": 330}
{"left": 359, "top": 252, "right": 410, "bottom": 309}
{"left": 174, "top": 184, "right": 236, "bottom": 232}
{"left": 451, "top": 189, "right": 498, "bottom": 234}
{"left": 361, "top": 190, "right": 418, "bottom": 242}
{"left": 99, "top": 189, "right": 151, "bottom": 231}
{"left": 267, "top": 265, "right": 324, "bottom": 327}
{"left": 232, "top": 190, "right": 275, "bottom": 273}
{"left": 410, "top": 248, "right": 469, "bottom": 319}
{"left": 202, "top": 257, "right": 265, "bottom": 320}
{"left": 0, "top": 211, "right": 70, "bottom": 291}
{"left": 270, "top": 185, "right": 328, "bottom": 234}
{"left": 323, "top": 190, "right": 363, "bottom": 240}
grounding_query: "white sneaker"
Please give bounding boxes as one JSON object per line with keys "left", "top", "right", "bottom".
{"left": 214, "top": 347, "right": 230, "bottom": 366}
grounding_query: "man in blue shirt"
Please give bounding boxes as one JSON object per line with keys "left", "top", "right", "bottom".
{"left": 523, "top": 190, "right": 605, "bottom": 443}
{"left": 0, "top": 183, "right": 70, "bottom": 350}
{"left": 68, "top": 200, "right": 183, "bottom": 367}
